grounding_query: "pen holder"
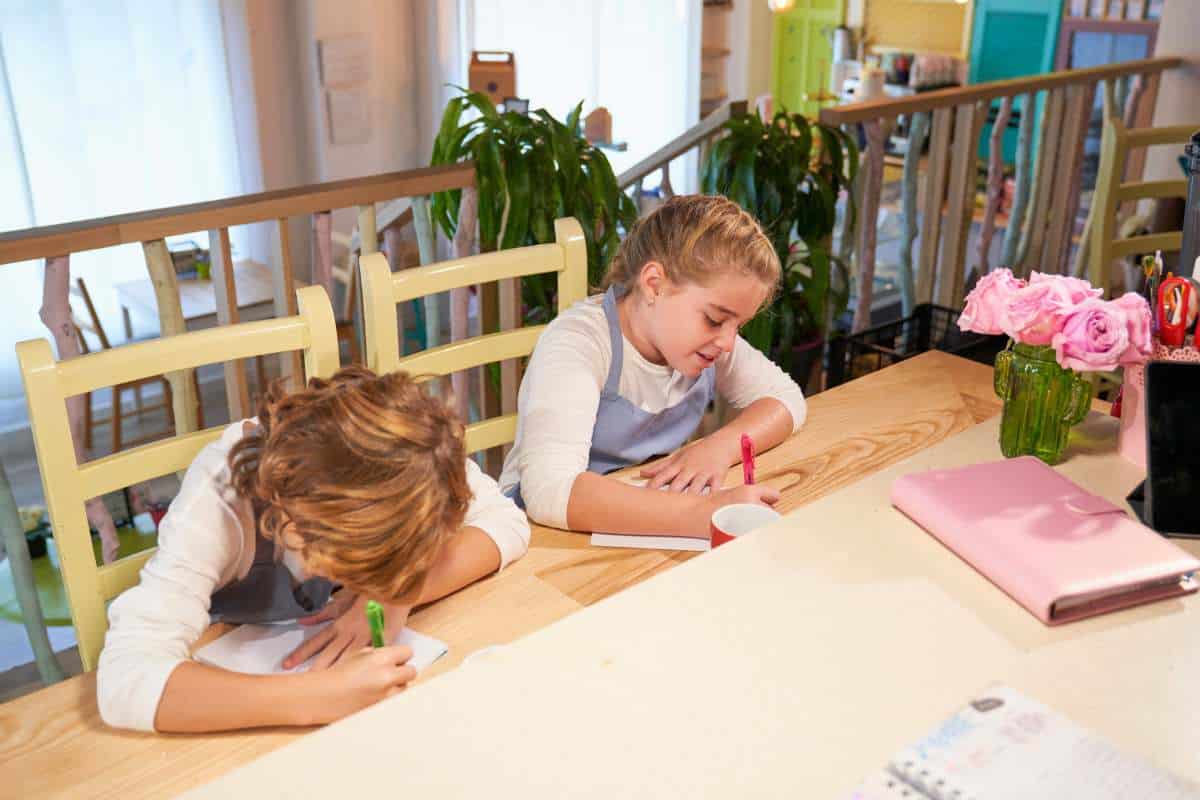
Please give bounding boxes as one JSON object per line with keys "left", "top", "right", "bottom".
{"left": 1119, "top": 344, "right": 1200, "bottom": 469}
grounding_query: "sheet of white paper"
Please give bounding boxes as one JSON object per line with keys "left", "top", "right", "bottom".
{"left": 194, "top": 621, "right": 447, "bottom": 675}
{"left": 590, "top": 532, "right": 711, "bottom": 552}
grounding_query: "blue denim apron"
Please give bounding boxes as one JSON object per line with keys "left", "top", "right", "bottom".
{"left": 511, "top": 286, "right": 717, "bottom": 507}
{"left": 208, "top": 531, "right": 335, "bottom": 624}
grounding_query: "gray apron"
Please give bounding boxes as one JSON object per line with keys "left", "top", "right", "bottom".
{"left": 209, "top": 530, "right": 335, "bottom": 624}
{"left": 511, "top": 286, "right": 717, "bottom": 508}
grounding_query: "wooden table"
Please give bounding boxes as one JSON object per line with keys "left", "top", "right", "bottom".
{"left": 114, "top": 260, "right": 296, "bottom": 335}
{"left": 1, "top": 353, "right": 1025, "bottom": 798}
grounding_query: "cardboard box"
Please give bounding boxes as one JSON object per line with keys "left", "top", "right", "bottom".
{"left": 469, "top": 51, "right": 516, "bottom": 107}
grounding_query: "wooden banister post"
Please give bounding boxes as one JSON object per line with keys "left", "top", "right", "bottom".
{"left": 273, "top": 220, "right": 303, "bottom": 387}
{"left": 410, "top": 196, "right": 440, "bottom": 348}
{"left": 450, "top": 187, "right": 478, "bottom": 425}
{"left": 899, "top": 111, "right": 930, "bottom": 316}
{"left": 978, "top": 96, "right": 1014, "bottom": 277}
{"left": 1017, "top": 88, "right": 1066, "bottom": 276}
{"left": 312, "top": 211, "right": 334, "bottom": 296}
{"left": 853, "top": 119, "right": 887, "bottom": 332}
{"left": 1001, "top": 93, "right": 1037, "bottom": 269}
{"left": 141, "top": 240, "right": 201, "bottom": 436}
{"left": 40, "top": 255, "right": 122, "bottom": 564}
{"left": 209, "top": 227, "right": 251, "bottom": 419}
{"left": 382, "top": 225, "right": 410, "bottom": 355}
{"left": 917, "top": 108, "right": 953, "bottom": 305}
{"left": 0, "top": 457, "right": 63, "bottom": 683}
{"left": 940, "top": 102, "right": 987, "bottom": 308}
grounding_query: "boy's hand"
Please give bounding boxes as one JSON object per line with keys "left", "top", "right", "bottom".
{"left": 640, "top": 436, "right": 736, "bottom": 495}
{"left": 300, "top": 645, "right": 416, "bottom": 725}
{"left": 284, "top": 593, "right": 412, "bottom": 671}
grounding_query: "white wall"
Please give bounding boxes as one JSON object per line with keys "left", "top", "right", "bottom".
{"left": 1145, "top": 0, "right": 1200, "bottom": 183}
{"left": 728, "top": 0, "right": 774, "bottom": 107}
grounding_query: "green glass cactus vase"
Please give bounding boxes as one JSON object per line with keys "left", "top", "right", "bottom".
{"left": 993, "top": 343, "right": 1092, "bottom": 465}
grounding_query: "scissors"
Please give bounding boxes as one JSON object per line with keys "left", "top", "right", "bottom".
{"left": 1157, "top": 274, "right": 1197, "bottom": 347}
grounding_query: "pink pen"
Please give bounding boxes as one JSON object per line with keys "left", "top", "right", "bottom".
{"left": 740, "top": 433, "right": 755, "bottom": 485}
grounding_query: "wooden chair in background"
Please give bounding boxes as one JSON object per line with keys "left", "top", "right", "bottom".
{"left": 1088, "top": 117, "right": 1194, "bottom": 296}
{"left": 69, "top": 278, "right": 180, "bottom": 454}
{"left": 17, "top": 285, "right": 340, "bottom": 670}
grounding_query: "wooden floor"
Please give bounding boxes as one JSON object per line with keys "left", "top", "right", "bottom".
{"left": 0, "top": 352, "right": 1002, "bottom": 800}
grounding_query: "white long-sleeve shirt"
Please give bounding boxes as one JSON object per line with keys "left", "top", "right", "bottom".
{"left": 498, "top": 295, "right": 807, "bottom": 528}
{"left": 98, "top": 420, "right": 530, "bottom": 732}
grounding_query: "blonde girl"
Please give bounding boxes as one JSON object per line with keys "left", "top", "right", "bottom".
{"left": 499, "top": 195, "right": 806, "bottom": 537}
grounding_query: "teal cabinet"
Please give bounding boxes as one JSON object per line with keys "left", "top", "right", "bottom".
{"left": 969, "top": 0, "right": 1064, "bottom": 163}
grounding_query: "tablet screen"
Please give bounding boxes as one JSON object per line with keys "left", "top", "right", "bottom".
{"left": 1145, "top": 361, "right": 1200, "bottom": 537}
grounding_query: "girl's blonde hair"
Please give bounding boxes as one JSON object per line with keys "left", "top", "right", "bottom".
{"left": 601, "top": 194, "right": 780, "bottom": 304}
{"left": 228, "top": 366, "right": 470, "bottom": 604}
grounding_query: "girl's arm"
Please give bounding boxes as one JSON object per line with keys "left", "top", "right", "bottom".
{"left": 566, "top": 471, "right": 780, "bottom": 537}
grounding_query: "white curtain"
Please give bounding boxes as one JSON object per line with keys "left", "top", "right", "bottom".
{"left": 0, "top": 0, "right": 246, "bottom": 424}
{"left": 468, "top": 0, "right": 700, "bottom": 192}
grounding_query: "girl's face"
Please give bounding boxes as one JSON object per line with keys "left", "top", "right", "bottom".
{"left": 635, "top": 265, "right": 769, "bottom": 378}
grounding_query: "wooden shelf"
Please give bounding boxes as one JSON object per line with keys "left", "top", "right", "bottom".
{"left": 702, "top": 47, "right": 731, "bottom": 58}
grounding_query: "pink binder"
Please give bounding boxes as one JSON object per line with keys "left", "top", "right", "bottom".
{"left": 891, "top": 457, "right": 1200, "bottom": 625}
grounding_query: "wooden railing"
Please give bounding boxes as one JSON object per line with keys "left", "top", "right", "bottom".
{"left": 0, "top": 163, "right": 475, "bottom": 425}
{"left": 617, "top": 100, "right": 748, "bottom": 198}
{"left": 820, "top": 56, "right": 1183, "bottom": 332}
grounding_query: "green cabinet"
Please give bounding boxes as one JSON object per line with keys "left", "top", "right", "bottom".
{"left": 771, "top": 0, "right": 843, "bottom": 118}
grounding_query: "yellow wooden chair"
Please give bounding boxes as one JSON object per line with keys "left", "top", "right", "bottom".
{"left": 359, "top": 217, "right": 587, "bottom": 454}
{"left": 1089, "top": 117, "right": 1194, "bottom": 296}
{"left": 16, "top": 285, "right": 340, "bottom": 671}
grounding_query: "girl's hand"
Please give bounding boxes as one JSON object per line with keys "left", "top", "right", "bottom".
{"left": 687, "top": 484, "right": 781, "bottom": 536}
{"left": 300, "top": 645, "right": 417, "bottom": 725}
{"left": 640, "top": 436, "right": 737, "bottom": 495}
{"left": 284, "top": 593, "right": 412, "bottom": 671}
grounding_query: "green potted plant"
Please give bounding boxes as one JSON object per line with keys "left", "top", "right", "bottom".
{"left": 701, "top": 110, "right": 858, "bottom": 386}
{"left": 429, "top": 89, "right": 638, "bottom": 324}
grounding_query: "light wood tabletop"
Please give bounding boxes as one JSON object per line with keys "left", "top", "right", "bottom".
{"left": 0, "top": 352, "right": 1004, "bottom": 799}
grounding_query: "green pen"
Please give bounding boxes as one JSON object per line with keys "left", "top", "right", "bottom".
{"left": 366, "top": 600, "right": 386, "bottom": 648}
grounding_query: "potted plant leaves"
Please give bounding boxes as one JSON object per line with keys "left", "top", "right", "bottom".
{"left": 701, "top": 109, "right": 858, "bottom": 388}
{"left": 429, "top": 88, "right": 638, "bottom": 324}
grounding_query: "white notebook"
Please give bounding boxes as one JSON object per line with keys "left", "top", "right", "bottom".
{"left": 590, "top": 475, "right": 712, "bottom": 552}
{"left": 194, "top": 621, "right": 448, "bottom": 675}
{"left": 849, "top": 686, "right": 1199, "bottom": 799}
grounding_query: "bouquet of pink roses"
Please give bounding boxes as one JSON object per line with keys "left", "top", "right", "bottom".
{"left": 957, "top": 269, "right": 1153, "bottom": 372}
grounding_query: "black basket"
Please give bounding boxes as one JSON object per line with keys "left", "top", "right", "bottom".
{"left": 826, "top": 303, "right": 1007, "bottom": 388}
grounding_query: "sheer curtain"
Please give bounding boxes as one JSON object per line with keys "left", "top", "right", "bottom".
{"left": 468, "top": 0, "right": 700, "bottom": 192}
{"left": 0, "top": 0, "right": 246, "bottom": 424}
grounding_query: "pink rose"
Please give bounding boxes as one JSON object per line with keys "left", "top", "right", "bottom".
{"left": 1111, "top": 292, "right": 1153, "bottom": 365}
{"left": 959, "top": 268, "right": 1025, "bottom": 335}
{"left": 1051, "top": 298, "right": 1131, "bottom": 372}
{"left": 1004, "top": 281, "right": 1073, "bottom": 345}
{"left": 1028, "top": 272, "right": 1103, "bottom": 306}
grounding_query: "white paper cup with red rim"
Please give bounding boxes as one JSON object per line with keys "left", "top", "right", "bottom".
{"left": 709, "top": 503, "right": 781, "bottom": 548}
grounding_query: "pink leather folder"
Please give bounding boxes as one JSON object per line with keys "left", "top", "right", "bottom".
{"left": 891, "top": 457, "right": 1200, "bottom": 625}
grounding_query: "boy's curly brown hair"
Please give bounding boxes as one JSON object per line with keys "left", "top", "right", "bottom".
{"left": 228, "top": 366, "right": 470, "bottom": 604}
